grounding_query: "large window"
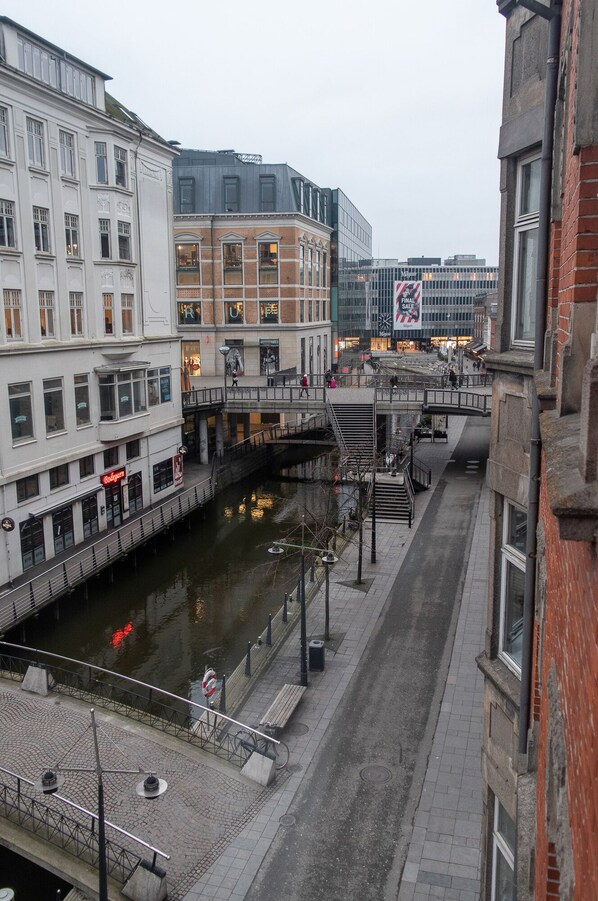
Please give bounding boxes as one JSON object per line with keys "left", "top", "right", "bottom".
{"left": 49, "top": 463, "right": 69, "bottom": 490}
{"left": 223, "top": 242, "right": 242, "bottom": 285}
{"left": 59, "top": 130, "right": 76, "bottom": 177}
{"left": 259, "top": 242, "right": 278, "bottom": 285}
{"left": 43, "top": 378, "right": 65, "bottom": 434}
{"left": 65, "top": 214, "right": 79, "bottom": 256}
{"left": 223, "top": 177, "right": 239, "bottom": 212}
{"left": 74, "top": 374, "right": 90, "bottom": 426}
{"left": 20, "top": 518, "right": 45, "bottom": 570}
{"left": 491, "top": 799, "right": 515, "bottom": 901}
{"left": 18, "top": 35, "right": 94, "bottom": 104}
{"left": 99, "top": 219, "right": 110, "bottom": 258}
{"left": 225, "top": 301, "right": 244, "bottom": 324}
{"left": 82, "top": 496, "right": 99, "bottom": 538}
{"left": 260, "top": 302, "right": 279, "bottom": 324}
{"left": 95, "top": 142, "right": 108, "bottom": 184}
{"left": 0, "top": 107, "right": 9, "bottom": 157}
{"left": 33, "top": 206, "right": 50, "bottom": 253}
{"left": 114, "top": 146, "right": 127, "bottom": 188}
{"left": 4, "top": 289, "right": 22, "bottom": 340}
{"left": 260, "top": 176, "right": 276, "bottom": 212}
{"left": 39, "top": 291, "right": 55, "bottom": 338}
{"left": 99, "top": 370, "right": 147, "bottom": 420}
{"left": 70, "top": 292, "right": 84, "bottom": 337}
{"left": 17, "top": 474, "right": 39, "bottom": 504}
{"left": 26, "top": 117, "right": 45, "bottom": 168}
{"left": 176, "top": 244, "right": 200, "bottom": 285}
{"left": 178, "top": 302, "right": 201, "bottom": 325}
{"left": 117, "top": 221, "right": 131, "bottom": 260}
{"left": 121, "top": 294, "right": 134, "bottom": 335}
{"left": 499, "top": 501, "right": 527, "bottom": 674}
{"left": 147, "top": 367, "right": 172, "bottom": 406}
{"left": 103, "top": 293, "right": 114, "bottom": 335}
{"left": 0, "top": 200, "right": 15, "bottom": 248}
{"left": 178, "top": 178, "right": 195, "bottom": 213}
{"left": 512, "top": 155, "right": 540, "bottom": 344}
{"left": 10, "top": 382, "right": 33, "bottom": 442}
{"left": 153, "top": 459, "right": 174, "bottom": 493}
{"left": 53, "top": 506, "right": 74, "bottom": 554}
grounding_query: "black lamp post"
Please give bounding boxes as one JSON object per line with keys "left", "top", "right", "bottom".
{"left": 218, "top": 344, "right": 230, "bottom": 402}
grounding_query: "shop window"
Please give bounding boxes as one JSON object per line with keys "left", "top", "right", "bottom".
{"left": 82, "top": 495, "right": 99, "bottom": 538}
{"left": 20, "top": 518, "right": 45, "bottom": 570}
{"left": 153, "top": 459, "right": 174, "bottom": 493}
{"left": 260, "top": 302, "right": 279, "bottom": 324}
{"left": 176, "top": 243, "right": 200, "bottom": 285}
{"left": 225, "top": 301, "right": 244, "bottom": 324}
{"left": 178, "top": 302, "right": 201, "bottom": 326}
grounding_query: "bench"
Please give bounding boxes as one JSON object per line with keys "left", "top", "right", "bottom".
{"left": 259, "top": 683, "right": 307, "bottom": 734}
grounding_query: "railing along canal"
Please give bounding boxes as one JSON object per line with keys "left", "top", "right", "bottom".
{"left": 0, "top": 476, "right": 214, "bottom": 634}
{"left": 0, "top": 764, "right": 169, "bottom": 887}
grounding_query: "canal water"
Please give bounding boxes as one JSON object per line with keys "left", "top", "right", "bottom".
{"left": 16, "top": 451, "right": 354, "bottom": 710}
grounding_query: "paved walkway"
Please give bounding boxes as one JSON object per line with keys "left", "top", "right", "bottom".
{"left": 182, "top": 416, "right": 489, "bottom": 901}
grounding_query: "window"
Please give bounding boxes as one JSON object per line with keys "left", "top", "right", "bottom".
{"left": 0, "top": 107, "right": 9, "bottom": 157}
{"left": 491, "top": 799, "right": 515, "bottom": 901}
{"left": 65, "top": 214, "right": 79, "bottom": 256}
{"left": 499, "top": 501, "right": 527, "bottom": 674}
{"left": 18, "top": 35, "right": 93, "bottom": 104}
{"left": 316, "top": 251, "right": 320, "bottom": 287}
{"left": 79, "top": 454, "right": 94, "bottom": 477}
{"left": 178, "top": 177, "right": 195, "bottom": 213}
{"left": 0, "top": 200, "right": 15, "bottom": 248}
{"left": 74, "top": 374, "right": 90, "bottom": 426}
{"left": 99, "top": 369, "right": 147, "bottom": 420}
{"left": 43, "top": 378, "right": 65, "bottom": 433}
{"left": 26, "top": 118, "right": 45, "bottom": 167}
{"left": 4, "top": 289, "right": 22, "bottom": 340}
{"left": 114, "top": 146, "right": 127, "bottom": 188}
{"left": 10, "top": 382, "right": 33, "bottom": 442}
{"left": 39, "top": 291, "right": 55, "bottom": 338}
{"left": 225, "top": 301, "right": 244, "bottom": 324}
{"left": 176, "top": 244, "right": 200, "bottom": 285}
{"left": 308, "top": 248, "right": 313, "bottom": 286}
{"left": 17, "top": 474, "right": 39, "bottom": 504}
{"left": 53, "top": 505, "right": 74, "bottom": 553}
{"left": 104, "top": 446, "right": 119, "bottom": 468}
{"left": 260, "top": 176, "right": 276, "bottom": 212}
{"left": 70, "top": 292, "right": 84, "bottom": 336}
{"left": 512, "top": 155, "right": 540, "bottom": 344}
{"left": 82, "top": 496, "right": 99, "bottom": 538}
{"left": 49, "top": 463, "right": 69, "bottom": 490}
{"left": 128, "top": 472, "right": 143, "bottom": 514}
{"left": 223, "top": 242, "right": 242, "bottom": 285}
{"left": 103, "top": 293, "right": 114, "bottom": 335}
{"left": 95, "top": 142, "right": 108, "bottom": 184}
{"left": 99, "top": 219, "right": 110, "bottom": 258}
{"left": 117, "top": 221, "right": 131, "bottom": 260}
{"left": 33, "top": 206, "right": 50, "bottom": 253}
{"left": 260, "top": 302, "right": 279, "bottom": 324}
{"left": 153, "top": 459, "right": 174, "bottom": 493}
{"left": 223, "top": 177, "right": 239, "bottom": 212}
{"left": 299, "top": 244, "right": 305, "bottom": 286}
{"left": 147, "top": 367, "right": 171, "bottom": 406}
{"left": 20, "top": 518, "right": 45, "bottom": 570}
{"left": 258, "top": 241, "right": 278, "bottom": 285}
{"left": 121, "top": 294, "right": 134, "bottom": 334}
{"left": 126, "top": 439, "right": 140, "bottom": 460}
{"left": 59, "top": 130, "right": 76, "bottom": 177}
{"left": 178, "top": 302, "right": 201, "bottom": 325}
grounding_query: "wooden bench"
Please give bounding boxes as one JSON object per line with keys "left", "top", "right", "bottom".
{"left": 259, "top": 684, "right": 307, "bottom": 734}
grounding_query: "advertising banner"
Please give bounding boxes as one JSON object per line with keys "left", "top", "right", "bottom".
{"left": 393, "top": 281, "right": 422, "bottom": 332}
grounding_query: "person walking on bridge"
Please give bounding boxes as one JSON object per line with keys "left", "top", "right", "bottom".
{"left": 300, "top": 373, "right": 309, "bottom": 397}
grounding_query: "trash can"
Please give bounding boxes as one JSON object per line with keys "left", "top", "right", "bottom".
{"left": 309, "top": 639, "right": 325, "bottom": 671}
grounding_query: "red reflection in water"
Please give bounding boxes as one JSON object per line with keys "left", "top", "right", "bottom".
{"left": 111, "top": 621, "right": 134, "bottom": 648}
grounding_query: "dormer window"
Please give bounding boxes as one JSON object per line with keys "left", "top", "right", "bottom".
{"left": 17, "top": 35, "right": 95, "bottom": 105}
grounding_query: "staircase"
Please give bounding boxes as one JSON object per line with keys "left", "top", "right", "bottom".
{"left": 369, "top": 471, "right": 415, "bottom": 524}
{"left": 326, "top": 387, "right": 376, "bottom": 470}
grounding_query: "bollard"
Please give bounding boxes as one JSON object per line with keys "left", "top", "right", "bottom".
{"left": 283, "top": 593, "right": 288, "bottom": 623}
{"left": 245, "top": 642, "right": 251, "bottom": 677}
{"left": 219, "top": 674, "right": 226, "bottom": 714}
{"left": 266, "top": 614, "right": 272, "bottom": 646}
{"left": 342, "top": 517, "right": 346, "bottom": 535}
{"left": 310, "top": 557, "right": 315, "bottom": 583}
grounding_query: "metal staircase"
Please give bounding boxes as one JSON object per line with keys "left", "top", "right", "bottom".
{"left": 326, "top": 387, "right": 376, "bottom": 469}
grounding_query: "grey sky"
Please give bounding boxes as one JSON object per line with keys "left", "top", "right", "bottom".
{"left": 4, "top": 0, "right": 505, "bottom": 263}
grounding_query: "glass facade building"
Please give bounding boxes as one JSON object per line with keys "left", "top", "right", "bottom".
{"left": 332, "top": 189, "right": 373, "bottom": 353}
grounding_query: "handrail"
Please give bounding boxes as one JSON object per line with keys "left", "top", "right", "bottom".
{"left": 182, "top": 386, "right": 224, "bottom": 409}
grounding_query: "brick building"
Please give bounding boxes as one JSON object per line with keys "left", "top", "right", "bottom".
{"left": 477, "top": 1, "right": 598, "bottom": 898}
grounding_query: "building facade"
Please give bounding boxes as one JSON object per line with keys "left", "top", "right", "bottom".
{"left": 478, "top": 1, "right": 598, "bottom": 898}
{"left": 173, "top": 150, "right": 332, "bottom": 381}
{"left": 332, "top": 188, "right": 373, "bottom": 355}
{"left": 0, "top": 18, "right": 181, "bottom": 586}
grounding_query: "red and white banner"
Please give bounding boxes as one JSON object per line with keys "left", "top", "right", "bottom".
{"left": 393, "top": 281, "right": 422, "bottom": 332}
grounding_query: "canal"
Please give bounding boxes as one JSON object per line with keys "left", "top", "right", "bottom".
{"left": 13, "top": 450, "right": 352, "bottom": 709}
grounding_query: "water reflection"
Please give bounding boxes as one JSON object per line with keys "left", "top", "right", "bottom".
{"left": 19, "top": 452, "right": 350, "bottom": 707}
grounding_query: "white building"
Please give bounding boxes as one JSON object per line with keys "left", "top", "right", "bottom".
{"left": 0, "top": 18, "right": 182, "bottom": 585}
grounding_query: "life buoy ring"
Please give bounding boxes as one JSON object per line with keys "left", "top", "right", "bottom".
{"left": 202, "top": 668, "right": 217, "bottom": 699}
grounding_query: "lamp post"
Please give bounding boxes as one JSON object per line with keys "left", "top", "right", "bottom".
{"left": 36, "top": 708, "right": 167, "bottom": 901}
{"left": 268, "top": 517, "right": 337, "bottom": 687}
{"left": 218, "top": 344, "right": 230, "bottom": 402}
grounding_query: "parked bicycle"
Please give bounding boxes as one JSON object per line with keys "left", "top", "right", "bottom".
{"left": 234, "top": 723, "right": 290, "bottom": 770}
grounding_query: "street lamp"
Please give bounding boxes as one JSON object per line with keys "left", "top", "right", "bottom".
{"left": 218, "top": 344, "right": 230, "bottom": 402}
{"left": 35, "top": 708, "right": 167, "bottom": 901}
{"left": 268, "top": 516, "right": 337, "bottom": 687}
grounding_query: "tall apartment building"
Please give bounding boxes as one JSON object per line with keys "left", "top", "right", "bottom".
{"left": 478, "top": 1, "right": 598, "bottom": 898}
{"left": 172, "top": 149, "right": 332, "bottom": 381}
{"left": 0, "top": 19, "right": 181, "bottom": 586}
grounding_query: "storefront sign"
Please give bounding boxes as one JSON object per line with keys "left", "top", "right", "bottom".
{"left": 1, "top": 517, "right": 15, "bottom": 532}
{"left": 101, "top": 467, "right": 126, "bottom": 487}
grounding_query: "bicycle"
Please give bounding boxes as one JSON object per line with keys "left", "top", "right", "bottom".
{"left": 233, "top": 723, "right": 290, "bottom": 770}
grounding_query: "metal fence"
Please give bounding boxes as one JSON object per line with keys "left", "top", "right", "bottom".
{"left": 182, "top": 386, "right": 224, "bottom": 409}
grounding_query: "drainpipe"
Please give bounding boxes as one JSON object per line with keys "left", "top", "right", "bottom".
{"left": 516, "top": 0, "right": 562, "bottom": 757}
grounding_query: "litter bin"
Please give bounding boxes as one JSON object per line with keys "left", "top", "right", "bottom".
{"left": 309, "top": 639, "right": 325, "bottom": 671}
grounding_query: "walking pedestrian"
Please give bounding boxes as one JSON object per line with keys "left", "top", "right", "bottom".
{"left": 231, "top": 369, "right": 239, "bottom": 388}
{"left": 448, "top": 369, "right": 458, "bottom": 391}
{"left": 300, "top": 373, "right": 309, "bottom": 397}
{"left": 325, "top": 369, "right": 332, "bottom": 387}
{"left": 329, "top": 376, "right": 337, "bottom": 389}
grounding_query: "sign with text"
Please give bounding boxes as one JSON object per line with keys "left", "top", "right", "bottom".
{"left": 101, "top": 467, "right": 126, "bottom": 488}
{"left": 393, "top": 281, "right": 422, "bottom": 332}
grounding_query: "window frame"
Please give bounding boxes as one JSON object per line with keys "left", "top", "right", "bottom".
{"left": 225, "top": 301, "right": 244, "bottom": 324}
{"left": 258, "top": 241, "right": 279, "bottom": 285}
{"left": 65, "top": 213, "right": 80, "bottom": 257}
{"left": 17, "top": 474, "right": 40, "bottom": 504}
{"left": 99, "top": 369, "right": 148, "bottom": 421}
{"left": 175, "top": 243, "right": 200, "bottom": 286}
{"left": 49, "top": 463, "right": 69, "bottom": 491}
{"left": 33, "top": 206, "right": 50, "bottom": 253}
{"left": 260, "top": 302, "right": 279, "bottom": 324}
{"left": 490, "top": 798, "right": 516, "bottom": 901}
{"left": 153, "top": 458, "right": 174, "bottom": 493}
{"left": 43, "top": 377, "right": 65, "bottom": 434}
{"left": 26, "top": 117, "right": 45, "bottom": 168}
{"left": 117, "top": 221, "right": 131, "bottom": 261}
{"left": 0, "top": 199, "right": 16, "bottom": 248}
{"left": 39, "top": 290, "right": 55, "bottom": 338}
{"left": 69, "top": 292, "right": 84, "bottom": 337}
{"left": 223, "top": 176, "right": 239, "bottom": 212}
{"left": 511, "top": 153, "right": 541, "bottom": 347}
{"left": 178, "top": 177, "right": 195, "bottom": 213}
{"left": 79, "top": 455, "right": 95, "bottom": 478}
{"left": 95, "top": 142, "right": 108, "bottom": 184}
{"left": 259, "top": 175, "right": 276, "bottom": 212}
{"left": 178, "top": 301, "right": 201, "bottom": 326}
{"left": 59, "top": 129, "right": 76, "bottom": 178}
{"left": 114, "top": 146, "right": 127, "bottom": 188}
{"left": 4, "top": 289, "right": 22, "bottom": 340}
{"left": 74, "top": 373, "right": 91, "bottom": 426}
{"left": 498, "top": 499, "right": 527, "bottom": 676}
{"left": 0, "top": 106, "right": 9, "bottom": 158}
{"left": 99, "top": 219, "right": 111, "bottom": 259}
{"left": 121, "top": 293, "right": 134, "bottom": 335}
{"left": 103, "top": 293, "right": 114, "bottom": 335}
{"left": 223, "top": 242, "right": 243, "bottom": 285}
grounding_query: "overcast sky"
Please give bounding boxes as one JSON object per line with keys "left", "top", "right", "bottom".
{"left": 4, "top": 0, "right": 506, "bottom": 264}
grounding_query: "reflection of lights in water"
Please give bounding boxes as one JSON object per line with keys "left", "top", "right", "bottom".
{"left": 223, "top": 506, "right": 234, "bottom": 519}
{"left": 256, "top": 495, "right": 274, "bottom": 510}
{"left": 194, "top": 599, "right": 206, "bottom": 622}
{"left": 238, "top": 503, "right": 246, "bottom": 514}
{"left": 250, "top": 507, "right": 264, "bottom": 521}
{"left": 251, "top": 492, "right": 257, "bottom": 502}
{"left": 111, "top": 621, "right": 133, "bottom": 648}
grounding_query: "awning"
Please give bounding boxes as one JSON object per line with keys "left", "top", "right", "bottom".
{"left": 30, "top": 486, "right": 102, "bottom": 519}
